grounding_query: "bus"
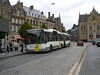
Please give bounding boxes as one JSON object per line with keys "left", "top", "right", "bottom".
{"left": 25, "top": 29, "right": 70, "bottom": 52}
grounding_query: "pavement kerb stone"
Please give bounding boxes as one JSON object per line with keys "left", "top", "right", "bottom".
{"left": 0, "top": 51, "right": 27, "bottom": 59}
{"left": 68, "top": 44, "right": 90, "bottom": 75}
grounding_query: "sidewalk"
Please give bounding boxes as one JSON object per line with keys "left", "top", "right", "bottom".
{"left": 0, "top": 47, "right": 26, "bottom": 59}
{"left": 79, "top": 44, "right": 100, "bottom": 75}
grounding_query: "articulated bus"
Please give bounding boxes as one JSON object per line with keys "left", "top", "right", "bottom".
{"left": 25, "top": 29, "right": 70, "bottom": 52}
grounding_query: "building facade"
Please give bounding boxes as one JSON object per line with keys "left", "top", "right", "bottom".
{"left": 71, "top": 24, "right": 78, "bottom": 41}
{"left": 11, "top": 1, "right": 26, "bottom": 34}
{"left": 23, "top": 5, "right": 46, "bottom": 29}
{"left": 78, "top": 7, "right": 100, "bottom": 41}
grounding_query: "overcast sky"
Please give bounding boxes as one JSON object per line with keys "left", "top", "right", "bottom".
{"left": 9, "top": 0, "right": 100, "bottom": 30}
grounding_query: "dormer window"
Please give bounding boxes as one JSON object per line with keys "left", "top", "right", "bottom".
{"left": 32, "top": 13, "right": 33, "bottom": 16}
{"left": 29, "top": 12, "right": 30, "bottom": 15}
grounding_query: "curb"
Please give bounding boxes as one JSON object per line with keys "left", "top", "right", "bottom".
{"left": 68, "top": 44, "right": 89, "bottom": 75}
{"left": 0, "top": 52, "right": 27, "bottom": 59}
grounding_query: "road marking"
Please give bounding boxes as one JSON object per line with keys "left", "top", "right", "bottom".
{"left": 68, "top": 44, "right": 89, "bottom": 75}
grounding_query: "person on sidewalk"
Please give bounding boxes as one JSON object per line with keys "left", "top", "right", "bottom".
{"left": 0, "top": 40, "right": 3, "bottom": 53}
{"left": 7, "top": 38, "right": 9, "bottom": 53}
{"left": 20, "top": 41, "right": 23, "bottom": 52}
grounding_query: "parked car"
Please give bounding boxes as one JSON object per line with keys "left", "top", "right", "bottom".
{"left": 92, "top": 39, "right": 98, "bottom": 45}
{"left": 96, "top": 40, "right": 100, "bottom": 47}
{"left": 77, "top": 41, "right": 84, "bottom": 46}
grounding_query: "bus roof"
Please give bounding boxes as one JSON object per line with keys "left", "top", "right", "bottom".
{"left": 26, "top": 29, "right": 70, "bottom": 36}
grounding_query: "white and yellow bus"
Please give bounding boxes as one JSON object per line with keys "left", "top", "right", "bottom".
{"left": 25, "top": 29, "right": 70, "bottom": 52}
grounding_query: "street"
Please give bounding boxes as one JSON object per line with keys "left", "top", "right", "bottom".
{"left": 0, "top": 42, "right": 89, "bottom": 75}
{"left": 79, "top": 43, "right": 100, "bottom": 75}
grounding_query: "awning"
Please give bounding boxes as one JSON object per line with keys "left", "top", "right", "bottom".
{"left": 15, "top": 35, "right": 25, "bottom": 40}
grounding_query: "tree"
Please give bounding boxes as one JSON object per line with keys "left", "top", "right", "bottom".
{"left": 53, "top": 26, "right": 57, "bottom": 30}
{"left": 40, "top": 23, "right": 48, "bottom": 29}
{"left": 62, "top": 29, "right": 66, "bottom": 33}
{"left": 18, "top": 21, "right": 33, "bottom": 38}
{"left": 0, "top": 15, "right": 4, "bottom": 19}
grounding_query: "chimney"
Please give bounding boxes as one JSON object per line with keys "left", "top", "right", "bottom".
{"left": 52, "top": 14, "right": 54, "bottom": 18}
{"left": 48, "top": 12, "right": 50, "bottom": 19}
{"left": 30, "top": 5, "right": 34, "bottom": 10}
{"left": 41, "top": 11, "right": 44, "bottom": 14}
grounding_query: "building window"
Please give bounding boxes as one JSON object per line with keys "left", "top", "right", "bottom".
{"left": 93, "top": 16, "right": 95, "bottom": 20}
{"left": 5, "top": 11, "right": 8, "bottom": 18}
{"left": 89, "top": 26, "right": 92, "bottom": 30}
{"left": 97, "top": 25, "right": 99, "bottom": 30}
{"left": 38, "top": 15, "right": 40, "bottom": 18}
{"left": 40, "top": 21, "right": 41, "bottom": 26}
{"left": 16, "top": 19, "right": 18, "bottom": 24}
{"left": 29, "top": 12, "right": 30, "bottom": 15}
{"left": 11, "top": 25, "right": 14, "bottom": 31}
{"left": 33, "top": 20, "right": 35, "bottom": 25}
{"left": 84, "top": 26, "right": 85, "bottom": 31}
{"left": 32, "top": 13, "right": 33, "bottom": 16}
{"left": 0, "top": 10, "right": 2, "bottom": 14}
{"left": 81, "top": 26, "right": 82, "bottom": 31}
{"left": 16, "top": 26, "right": 18, "bottom": 32}
{"left": 36, "top": 21, "right": 38, "bottom": 25}
{"left": 27, "top": 19, "right": 29, "bottom": 23}
{"left": 30, "top": 20, "right": 32, "bottom": 25}
{"left": 96, "top": 35, "right": 100, "bottom": 38}
{"left": 94, "top": 22, "right": 95, "bottom": 32}
{"left": 19, "top": 19, "right": 21, "bottom": 24}
{"left": 35, "top": 14, "right": 36, "bottom": 17}
{"left": 12, "top": 18, "right": 14, "bottom": 23}
{"left": 17, "top": 11, "right": 20, "bottom": 16}
{"left": 23, "top": 20, "right": 24, "bottom": 23}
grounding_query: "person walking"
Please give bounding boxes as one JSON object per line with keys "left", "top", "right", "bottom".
{"left": 20, "top": 41, "right": 23, "bottom": 52}
{"left": 7, "top": 38, "right": 9, "bottom": 53}
{"left": 0, "top": 40, "right": 3, "bottom": 53}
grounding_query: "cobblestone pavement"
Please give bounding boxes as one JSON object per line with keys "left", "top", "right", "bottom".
{"left": 0, "top": 43, "right": 89, "bottom": 75}
{"left": 79, "top": 44, "right": 100, "bottom": 75}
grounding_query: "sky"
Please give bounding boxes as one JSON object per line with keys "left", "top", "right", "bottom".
{"left": 9, "top": 0, "right": 100, "bottom": 30}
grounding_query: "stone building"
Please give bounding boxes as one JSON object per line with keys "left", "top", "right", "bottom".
{"left": 0, "top": 0, "right": 11, "bottom": 30}
{"left": 54, "top": 14, "right": 65, "bottom": 32}
{"left": 78, "top": 7, "right": 100, "bottom": 41}
{"left": 11, "top": 1, "right": 26, "bottom": 34}
{"left": 23, "top": 5, "right": 46, "bottom": 29}
{"left": 71, "top": 24, "right": 78, "bottom": 41}
{"left": 46, "top": 12, "right": 55, "bottom": 29}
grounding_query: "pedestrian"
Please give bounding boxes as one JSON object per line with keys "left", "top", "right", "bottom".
{"left": 20, "top": 41, "right": 23, "bottom": 52}
{"left": 0, "top": 40, "right": 3, "bottom": 53}
{"left": 7, "top": 38, "right": 9, "bottom": 53}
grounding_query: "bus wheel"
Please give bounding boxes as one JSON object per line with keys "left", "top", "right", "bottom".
{"left": 50, "top": 45, "right": 53, "bottom": 52}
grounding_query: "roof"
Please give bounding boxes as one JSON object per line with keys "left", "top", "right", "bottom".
{"left": 0, "top": 0, "right": 11, "bottom": 6}
{"left": 79, "top": 14, "right": 89, "bottom": 22}
{"left": 23, "top": 6, "right": 46, "bottom": 20}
